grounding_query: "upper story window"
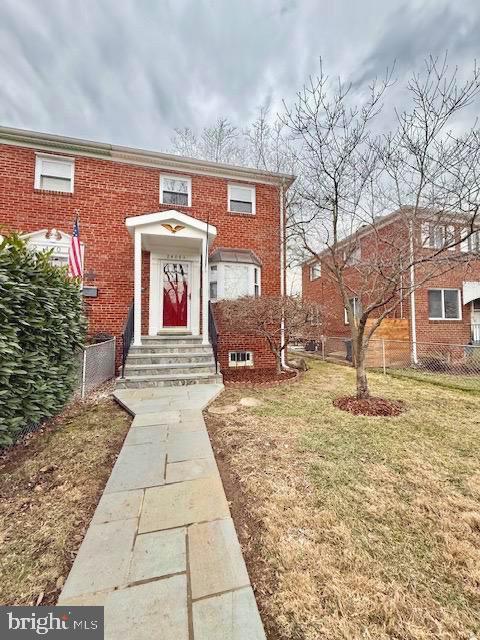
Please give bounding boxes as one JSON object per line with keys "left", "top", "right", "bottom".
{"left": 421, "top": 223, "right": 455, "bottom": 251}
{"left": 460, "top": 229, "right": 480, "bottom": 253}
{"left": 428, "top": 288, "right": 461, "bottom": 320}
{"left": 160, "top": 175, "right": 191, "bottom": 207}
{"left": 309, "top": 262, "right": 321, "bottom": 280}
{"left": 35, "top": 154, "right": 74, "bottom": 193}
{"left": 228, "top": 184, "right": 256, "bottom": 215}
{"left": 209, "top": 249, "right": 261, "bottom": 300}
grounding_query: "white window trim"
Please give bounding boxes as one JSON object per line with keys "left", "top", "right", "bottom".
{"left": 228, "top": 351, "right": 254, "bottom": 367}
{"left": 461, "top": 228, "right": 480, "bottom": 253}
{"left": 428, "top": 288, "right": 462, "bottom": 320}
{"left": 309, "top": 262, "right": 321, "bottom": 280}
{"left": 421, "top": 223, "right": 456, "bottom": 251}
{"left": 34, "top": 153, "right": 75, "bottom": 193}
{"left": 209, "top": 262, "right": 261, "bottom": 301}
{"left": 228, "top": 183, "right": 256, "bottom": 215}
{"left": 344, "top": 297, "right": 360, "bottom": 325}
{"left": 160, "top": 174, "right": 192, "bottom": 207}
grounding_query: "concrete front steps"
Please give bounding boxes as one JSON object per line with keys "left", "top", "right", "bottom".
{"left": 117, "top": 335, "right": 222, "bottom": 389}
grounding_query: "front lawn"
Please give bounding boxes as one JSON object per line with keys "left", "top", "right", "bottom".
{"left": 0, "top": 393, "right": 130, "bottom": 605}
{"left": 205, "top": 360, "right": 480, "bottom": 640}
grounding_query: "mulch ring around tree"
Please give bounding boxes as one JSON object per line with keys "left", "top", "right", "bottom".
{"left": 333, "top": 395, "right": 406, "bottom": 417}
{"left": 222, "top": 367, "right": 298, "bottom": 387}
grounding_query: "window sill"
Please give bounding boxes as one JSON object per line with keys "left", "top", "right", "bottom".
{"left": 428, "top": 318, "right": 462, "bottom": 322}
{"left": 34, "top": 189, "right": 73, "bottom": 197}
{"left": 159, "top": 202, "right": 191, "bottom": 208}
{"left": 227, "top": 210, "right": 255, "bottom": 217}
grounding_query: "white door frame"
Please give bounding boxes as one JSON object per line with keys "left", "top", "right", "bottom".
{"left": 149, "top": 252, "right": 201, "bottom": 336}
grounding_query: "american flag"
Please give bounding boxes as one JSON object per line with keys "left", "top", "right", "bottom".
{"left": 68, "top": 218, "right": 83, "bottom": 278}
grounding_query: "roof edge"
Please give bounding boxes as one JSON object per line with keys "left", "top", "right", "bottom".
{"left": 0, "top": 125, "right": 295, "bottom": 187}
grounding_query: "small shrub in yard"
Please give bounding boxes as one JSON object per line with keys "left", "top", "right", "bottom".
{"left": 0, "top": 233, "right": 86, "bottom": 446}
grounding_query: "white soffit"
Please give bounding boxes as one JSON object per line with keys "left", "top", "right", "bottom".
{"left": 463, "top": 281, "right": 480, "bottom": 304}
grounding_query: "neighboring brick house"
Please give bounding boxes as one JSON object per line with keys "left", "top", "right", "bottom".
{"left": 302, "top": 208, "right": 480, "bottom": 352}
{"left": 0, "top": 126, "right": 293, "bottom": 383}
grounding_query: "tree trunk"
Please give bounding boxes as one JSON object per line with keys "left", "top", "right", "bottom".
{"left": 355, "top": 351, "right": 370, "bottom": 399}
{"left": 275, "top": 350, "right": 282, "bottom": 374}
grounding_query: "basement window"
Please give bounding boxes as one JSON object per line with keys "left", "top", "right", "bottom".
{"left": 160, "top": 175, "right": 191, "bottom": 207}
{"left": 35, "top": 154, "right": 74, "bottom": 193}
{"left": 229, "top": 351, "right": 253, "bottom": 367}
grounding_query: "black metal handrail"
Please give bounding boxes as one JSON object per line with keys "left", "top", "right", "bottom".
{"left": 208, "top": 301, "right": 219, "bottom": 374}
{"left": 121, "top": 301, "right": 134, "bottom": 378}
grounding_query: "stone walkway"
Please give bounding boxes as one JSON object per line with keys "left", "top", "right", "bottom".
{"left": 58, "top": 384, "right": 266, "bottom": 640}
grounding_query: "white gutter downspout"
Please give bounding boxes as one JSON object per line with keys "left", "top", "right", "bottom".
{"left": 280, "top": 181, "right": 287, "bottom": 368}
{"left": 408, "top": 220, "right": 418, "bottom": 364}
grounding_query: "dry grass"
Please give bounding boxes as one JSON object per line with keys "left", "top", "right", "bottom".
{"left": 205, "top": 361, "right": 480, "bottom": 640}
{"left": 0, "top": 393, "right": 130, "bottom": 605}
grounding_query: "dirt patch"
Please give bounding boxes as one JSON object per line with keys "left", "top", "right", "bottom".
{"left": 333, "top": 395, "right": 405, "bottom": 416}
{"left": 0, "top": 393, "right": 130, "bottom": 605}
{"left": 222, "top": 367, "right": 297, "bottom": 386}
{"left": 205, "top": 411, "right": 282, "bottom": 640}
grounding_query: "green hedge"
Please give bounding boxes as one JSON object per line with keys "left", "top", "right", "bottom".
{"left": 0, "top": 233, "right": 86, "bottom": 446}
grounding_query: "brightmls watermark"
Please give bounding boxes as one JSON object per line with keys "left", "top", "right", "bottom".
{"left": 0, "top": 607, "right": 104, "bottom": 639}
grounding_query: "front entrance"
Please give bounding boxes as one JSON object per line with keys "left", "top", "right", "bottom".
{"left": 162, "top": 262, "right": 189, "bottom": 328}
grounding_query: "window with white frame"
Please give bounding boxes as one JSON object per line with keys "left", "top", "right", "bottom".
{"left": 34, "top": 154, "right": 74, "bottom": 193}
{"left": 460, "top": 229, "right": 480, "bottom": 253}
{"left": 209, "top": 262, "right": 261, "bottom": 300}
{"left": 160, "top": 175, "right": 191, "bottom": 207}
{"left": 428, "top": 288, "right": 461, "bottom": 320}
{"left": 229, "top": 351, "right": 253, "bottom": 367}
{"left": 228, "top": 184, "right": 255, "bottom": 214}
{"left": 209, "top": 265, "right": 218, "bottom": 299}
{"left": 344, "top": 296, "right": 361, "bottom": 324}
{"left": 253, "top": 267, "right": 260, "bottom": 297}
{"left": 309, "top": 262, "right": 321, "bottom": 280}
{"left": 421, "top": 223, "right": 455, "bottom": 250}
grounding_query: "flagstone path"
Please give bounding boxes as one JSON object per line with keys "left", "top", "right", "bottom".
{"left": 58, "top": 384, "right": 266, "bottom": 640}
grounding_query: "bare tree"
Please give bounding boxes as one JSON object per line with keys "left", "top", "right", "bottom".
{"left": 170, "top": 117, "right": 244, "bottom": 165}
{"left": 218, "top": 295, "right": 325, "bottom": 374}
{"left": 285, "top": 56, "right": 480, "bottom": 399}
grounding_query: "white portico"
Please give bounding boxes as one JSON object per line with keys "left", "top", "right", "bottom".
{"left": 125, "top": 210, "right": 217, "bottom": 346}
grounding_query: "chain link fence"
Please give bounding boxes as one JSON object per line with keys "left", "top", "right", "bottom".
{"left": 75, "top": 338, "right": 117, "bottom": 399}
{"left": 290, "top": 335, "right": 480, "bottom": 391}
{"left": 1, "top": 338, "right": 117, "bottom": 452}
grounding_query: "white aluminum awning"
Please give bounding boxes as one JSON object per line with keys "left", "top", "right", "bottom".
{"left": 463, "top": 281, "right": 480, "bottom": 305}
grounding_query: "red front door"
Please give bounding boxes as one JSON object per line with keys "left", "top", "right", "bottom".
{"left": 162, "top": 262, "right": 189, "bottom": 328}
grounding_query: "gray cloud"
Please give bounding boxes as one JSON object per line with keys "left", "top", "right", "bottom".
{"left": 1, "top": 0, "right": 479, "bottom": 151}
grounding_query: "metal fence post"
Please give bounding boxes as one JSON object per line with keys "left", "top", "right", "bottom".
{"left": 321, "top": 337, "right": 325, "bottom": 360}
{"left": 81, "top": 348, "right": 87, "bottom": 399}
{"left": 382, "top": 339, "right": 386, "bottom": 375}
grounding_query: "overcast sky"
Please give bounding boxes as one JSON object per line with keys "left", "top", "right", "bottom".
{"left": 1, "top": 0, "right": 480, "bottom": 153}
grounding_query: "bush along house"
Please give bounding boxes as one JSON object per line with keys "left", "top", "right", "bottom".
{"left": 302, "top": 207, "right": 480, "bottom": 365}
{"left": 0, "top": 126, "right": 294, "bottom": 387}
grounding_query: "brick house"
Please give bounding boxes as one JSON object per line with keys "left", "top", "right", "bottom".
{"left": 302, "top": 208, "right": 480, "bottom": 357}
{"left": 0, "top": 126, "right": 293, "bottom": 386}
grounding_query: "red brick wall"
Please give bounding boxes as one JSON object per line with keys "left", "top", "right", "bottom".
{"left": 302, "top": 218, "right": 480, "bottom": 345}
{"left": 0, "top": 143, "right": 281, "bottom": 367}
